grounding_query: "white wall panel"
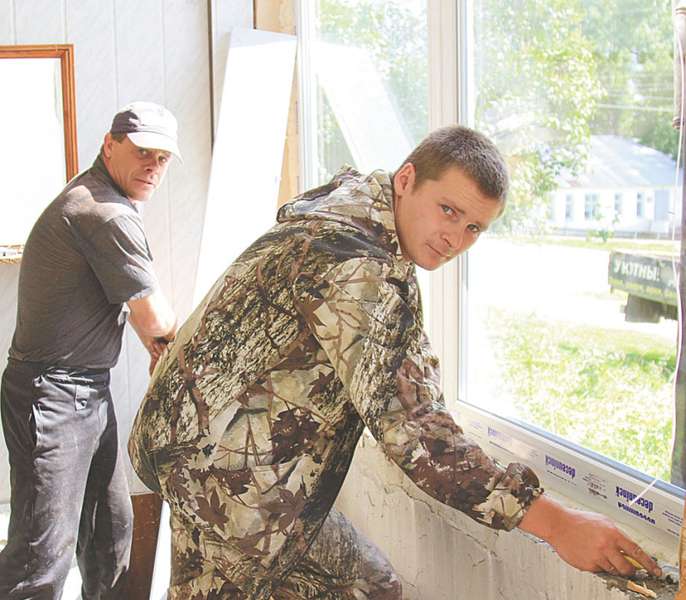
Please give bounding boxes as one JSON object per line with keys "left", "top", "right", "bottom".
{"left": 0, "top": 268, "right": 18, "bottom": 371}
{"left": 114, "top": 2, "right": 166, "bottom": 104}
{"left": 162, "top": 0, "right": 213, "bottom": 320}
{"left": 0, "top": 266, "right": 19, "bottom": 499}
{"left": 65, "top": 0, "right": 118, "bottom": 167}
{"left": 14, "top": 0, "right": 64, "bottom": 43}
{"left": 0, "top": 1, "right": 15, "bottom": 42}
{"left": 194, "top": 28, "right": 296, "bottom": 304}
{"left": 211, "top": 0, "right": 253, "bottom": 133}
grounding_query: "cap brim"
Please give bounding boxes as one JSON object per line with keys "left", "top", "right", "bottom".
{"left": 127, "top": 132, "right": 183, "bottom": 162}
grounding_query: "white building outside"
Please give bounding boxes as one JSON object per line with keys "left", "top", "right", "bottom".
{"left": 550, "top": 135, "right": 682, "bottom": 237}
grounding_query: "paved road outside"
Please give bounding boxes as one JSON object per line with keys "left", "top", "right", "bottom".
{"left": 468, "top": 238, "right": 677, "bottom": 340}
{"left": 464, "top": 237, "right": 678, "bottom": 417}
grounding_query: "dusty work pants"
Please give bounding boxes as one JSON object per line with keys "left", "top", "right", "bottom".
{"left": 0, "top": 359, "right": 133, "bottom": 600}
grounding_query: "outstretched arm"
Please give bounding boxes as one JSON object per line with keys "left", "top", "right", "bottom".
{"left": 297, "top": 255, "right": 662, "bottom": 576}
{"left": 297, "top": 257, "right": 541, "bottom": 529}
{"left": 519, "top": 494, "right": 661, "bottom": 577}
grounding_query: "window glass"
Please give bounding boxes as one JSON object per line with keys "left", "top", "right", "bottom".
{"left": 466, "top": 0, "right": 679, "bottom": 483}
{"left": 584, "top": 193, "right": 599, "bottom": 220}
{"left": 307, "top": 0, "right": 429, "bottom": 184}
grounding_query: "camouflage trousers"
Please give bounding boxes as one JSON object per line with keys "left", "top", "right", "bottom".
{"left": 169, "top": 507, "right": 402, "bottom": 600}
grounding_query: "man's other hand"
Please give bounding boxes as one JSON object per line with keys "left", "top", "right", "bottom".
{"left": 147, "top": 338, "right": 168, "bottom": 375}
{"left": 518, "top": 494, "right": 661, "bottom": 577}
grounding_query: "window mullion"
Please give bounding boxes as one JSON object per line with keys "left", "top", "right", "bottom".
{"left": 426, "top": 0, "right": 464, "bottom": 410}
{"left": 295, "top": 0, "right": 319, "bottom": 191}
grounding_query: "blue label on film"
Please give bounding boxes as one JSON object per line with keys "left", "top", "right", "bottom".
{"left": 545, "top": 455, "right": 576, "bottom": 479}
{"left": 615, "top": 486, "right": 655, "bottom": 524}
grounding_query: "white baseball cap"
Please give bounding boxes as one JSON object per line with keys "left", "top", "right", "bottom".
{"left": 110, "top": 101, "right": 182, "bottom": 161}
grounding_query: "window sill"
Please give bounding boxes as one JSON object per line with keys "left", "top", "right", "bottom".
{"left": 452, "top": 400, "right": 683, "bottom": 566}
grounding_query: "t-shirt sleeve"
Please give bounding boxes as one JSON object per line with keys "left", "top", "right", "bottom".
{"left": 295, "top": 256, "right": 543, "bottom": 531}
{"left": 84, "top": 213, "right": 159, "bottom": 304}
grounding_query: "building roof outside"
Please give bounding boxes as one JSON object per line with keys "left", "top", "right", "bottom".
{"left": 558, "top": 134, "right": 680, "bottom": 190}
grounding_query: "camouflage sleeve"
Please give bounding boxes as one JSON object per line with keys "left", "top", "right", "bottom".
{"left": 295, "top": 256, "right": 542, "bottom": 531}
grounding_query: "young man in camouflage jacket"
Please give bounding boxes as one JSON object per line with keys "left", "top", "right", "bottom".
{"left": 129, "top": 126, "right": 661, "bottom": 599}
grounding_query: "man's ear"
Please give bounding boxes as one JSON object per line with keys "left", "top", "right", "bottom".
{"left": 102, "top": 133, "right": 114, "bottom": 159}
{"left": 393, "top": 162, "right": 416, "bottom": 197}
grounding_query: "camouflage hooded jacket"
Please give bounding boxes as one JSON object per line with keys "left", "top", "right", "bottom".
{"left": 128, "top": 167, "right": 542, "bottom": 598}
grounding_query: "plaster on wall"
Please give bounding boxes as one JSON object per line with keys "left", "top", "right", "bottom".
{"left": 336, "top": 432, "right": 678, "bottom": 599}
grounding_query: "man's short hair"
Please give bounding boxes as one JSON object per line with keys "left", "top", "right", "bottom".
{"left": 397, "top": 125, "right": 509, "bottom": 203}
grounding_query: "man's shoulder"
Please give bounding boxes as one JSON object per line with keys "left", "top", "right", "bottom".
{"left": 263, "top": 219, "right": 396, "bottom": 290}
{"left": 301, "top": 218, "right": 393, "bottom": 263}
{"left": 59, "top": 172, "right": 139, "bottom": 228}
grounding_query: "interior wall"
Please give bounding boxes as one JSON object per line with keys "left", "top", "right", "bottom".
{"left": 0, "top": 0, "right": 253, "bottom": 500}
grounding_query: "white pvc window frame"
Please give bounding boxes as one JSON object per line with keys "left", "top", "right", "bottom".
{"left": 295, "top": 0, "right": 684, "bottom": 561}
{"left": 441, "top": 0, "right": 683, "bottom": 561}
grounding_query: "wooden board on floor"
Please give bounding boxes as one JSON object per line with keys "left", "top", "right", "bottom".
{"left": 128, "top": 493, "right": 162, "bottom": 600}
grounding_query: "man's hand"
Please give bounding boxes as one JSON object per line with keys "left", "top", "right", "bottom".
{"left": 519, "top": 494, "right": 661, "bottom": 577}
{"left": 147, "top": 338, "right": 169, "bottom": 375}
{"left": 127, "top": 291, "right": 177, "bottom": 375}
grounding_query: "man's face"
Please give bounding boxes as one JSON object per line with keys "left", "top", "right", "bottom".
{"left": 393, "top": 163, "right": 502, "bottom": 270}
{"left": 102, "top": 134, "right": 171, "bottom": 201}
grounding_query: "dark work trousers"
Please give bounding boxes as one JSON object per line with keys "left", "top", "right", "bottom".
{"left": 0, "top": 359, "right": 133, "bottom": 599}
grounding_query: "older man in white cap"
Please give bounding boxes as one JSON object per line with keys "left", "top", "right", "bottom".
{"left": 0, "top": 101, "right": 180, "bottom": 600}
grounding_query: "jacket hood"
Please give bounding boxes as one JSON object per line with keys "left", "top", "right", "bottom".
{"left": 277, "top": 166, "right": 404, "bottom": 260}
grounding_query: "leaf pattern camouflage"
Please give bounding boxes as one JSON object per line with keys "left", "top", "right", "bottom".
{"left": 128, "top": 167, "right": 543, "bottom": 599}
{"left": 168, "top": 506, "right": 401, "bottom": 599}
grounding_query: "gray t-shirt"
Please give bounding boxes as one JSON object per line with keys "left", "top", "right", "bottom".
{"left": 9, "top": 155, "right": 159, "bottom": 369}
